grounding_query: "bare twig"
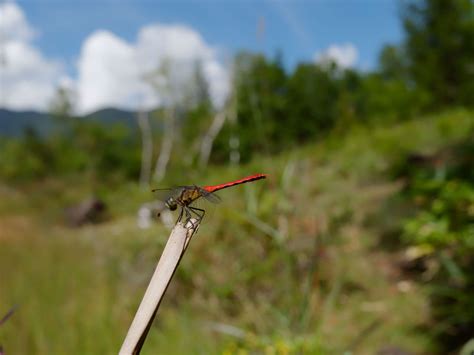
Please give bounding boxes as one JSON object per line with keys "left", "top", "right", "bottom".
{"left": 346, "top": 318, "right": 383, "bottom": 352}
{"left": 0, "top": 305, "right": 17, "bottom": 326}
{"left": 119, "top": 218, "right": 200, "bottom": 355}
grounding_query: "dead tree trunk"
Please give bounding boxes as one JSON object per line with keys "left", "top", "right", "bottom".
{"left": 137, "top": 110, "right": 153, "bottom": 188}
{"left": 199, "top": 110, "right": 227, "bottom": 168}
{"left": 154, "top": 106, "right": 175, "bottom": 182}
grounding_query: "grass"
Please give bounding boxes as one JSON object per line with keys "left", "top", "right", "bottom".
{"left": 0, "top": 109, "right": 472, "bottom": 354}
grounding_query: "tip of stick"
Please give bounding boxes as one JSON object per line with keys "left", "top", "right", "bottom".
{"left": 183, "top": 218, "right": 200, "bottom": 230}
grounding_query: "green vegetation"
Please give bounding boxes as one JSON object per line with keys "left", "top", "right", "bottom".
{"left": 1, "top": 110, "right": 473, "bottom": 354}
{"left": 398, "top": 134, "right": 474, "bottom": 351}
{"left": 0, "top": 122, "right": 141, "bottom": 182}
{"left": 1, "top": 0, "right": 473, "bottom": 353}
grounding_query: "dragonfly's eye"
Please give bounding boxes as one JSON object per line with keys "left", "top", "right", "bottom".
{"left": 166, "top": 198, "right": 177, "bottom": 211}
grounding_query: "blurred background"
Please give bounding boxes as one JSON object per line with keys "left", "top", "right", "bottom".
{"left": 1, "top": 0, "right": 473, "bottom": 353}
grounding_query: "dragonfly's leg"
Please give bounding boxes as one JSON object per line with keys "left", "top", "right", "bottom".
{"left": 176, "top": 207, "right": 184, "bottom": 223}
{"left": 183, "top": 207, "right": 192, "bottom": 221}
{"left": 189, "top": 206, "right": 205, "bottom": 221}
{"left": 183, "top": 206, "right": 203, "bottom": 229}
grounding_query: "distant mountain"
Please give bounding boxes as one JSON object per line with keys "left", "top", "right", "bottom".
{"left": 0, "top": 109, "right": 53, "bottom": 137}
{"left": 83, "top": 108, "right": 138, "bottom": 128}
{"left": 0, "top": 108, "right": 139, "bottom": 137}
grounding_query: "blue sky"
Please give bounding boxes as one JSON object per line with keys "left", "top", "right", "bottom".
{"left": 1, "top": 0, "right": 403, "bottom": 113}
{"left": 21, "top": 0, "right": 402, "bottom": 71}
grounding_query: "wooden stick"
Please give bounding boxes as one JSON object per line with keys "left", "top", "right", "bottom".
{"left": 119, "top": 219, "right": 200, "bottom": 355}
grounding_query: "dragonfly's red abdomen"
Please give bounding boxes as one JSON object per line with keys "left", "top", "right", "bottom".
{"left": 203, "top": 174, "right": 267, "bottom": 193}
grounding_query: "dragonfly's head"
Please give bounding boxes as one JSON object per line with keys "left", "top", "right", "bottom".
{"left": 165, "top": 197, "right": 178, "bottom": 211}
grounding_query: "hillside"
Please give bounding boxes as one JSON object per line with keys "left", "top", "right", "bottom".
{"left": 0, "top": 109, "right": 472, "bottom": 354}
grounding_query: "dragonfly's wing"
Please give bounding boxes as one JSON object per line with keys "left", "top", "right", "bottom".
{"left": 151, "top": 185, "right": 190, "bottom": 192}
{"left": 151, "top": 188, "right": 173, "bottom": 192}
{"left": 153, "top": 185, "right": 221, "bottom": 204}
{"left": 152, "top": 186, "right": 187, "bottom": 201}
{"left": 198, "top": 187, "right": 221, "bottom": 204}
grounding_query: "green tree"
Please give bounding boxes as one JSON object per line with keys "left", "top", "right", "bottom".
{"left": 378, "top": 44, "right": 408, "bottom": 81}
{"left": 402, "top": 0, "right": 474, "bottom": 107}
{"left": 335, "top": 69, "right": 364, "bottom": 129}
{"left": 50, "top": 87, "right": 74, "bottom": 122}
{"left": 287, "top": 63, "right": 340, "bottom": 140}
{"left": 232, "top": 52, "right": 288, "bottom": 159}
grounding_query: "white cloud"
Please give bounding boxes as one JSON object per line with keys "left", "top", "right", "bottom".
{"left": 0, "top": 2, "right": 36, "bottom": 42}
{"left": 76, "top": 24, "right": 230, "bottom": 114}
{"left": 0, "top": 2, "right": 64, "bottom": 111}
{"left": 314, "top": 43, "right": 359, "bottom": 69}
{"left": 76, "top": 30, "right": 143, "bottom": 114}
{"left": 0, "top": 2, "right": 229, "bottom": 113}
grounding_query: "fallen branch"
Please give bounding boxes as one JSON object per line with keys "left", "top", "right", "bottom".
{"left": 119, "top": 218, "right": 200, "bottom": 355}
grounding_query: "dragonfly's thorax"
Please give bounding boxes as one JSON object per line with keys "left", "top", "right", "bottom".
{"left": 178, "top": 188, "right": 202, "bottom": 206}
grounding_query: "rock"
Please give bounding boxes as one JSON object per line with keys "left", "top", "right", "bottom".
{"left": 65, "top": 197, "right": 106, "bottom": 227}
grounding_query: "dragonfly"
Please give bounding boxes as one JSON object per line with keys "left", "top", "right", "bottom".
{"left": 152, "top": 174, "right": 267, "bottom": 223}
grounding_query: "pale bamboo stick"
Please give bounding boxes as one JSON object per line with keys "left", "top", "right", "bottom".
{"left": 119, "top": 219, "right": 200, "bottom": 355}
